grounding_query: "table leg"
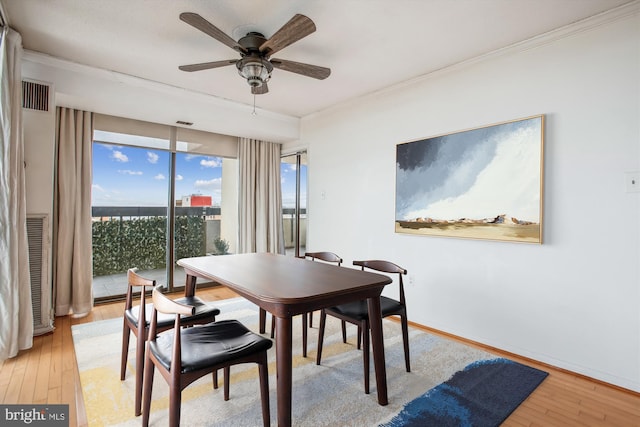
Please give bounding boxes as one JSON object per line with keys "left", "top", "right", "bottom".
{"left": 275, "top": 315, "right": 293, "bottom": 426}
{"left": 259, "top": 308, "right": 267, "bottom": 334}
{"left": 368, "top": 296, "right": 388, "bottom": 406}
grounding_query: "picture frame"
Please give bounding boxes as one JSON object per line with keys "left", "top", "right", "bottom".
{"left": 395, "top": 115, "right": 544, "bottom": 243}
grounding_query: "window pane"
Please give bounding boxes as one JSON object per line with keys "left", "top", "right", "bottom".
{"left": 281, "top": 153, "right": 307, "bottom": 257}
{"left": 92, "top": 142, "right": 170, "bottom": 299}
{"left": 174, "top": 153, "right": 227, "bottom": 287}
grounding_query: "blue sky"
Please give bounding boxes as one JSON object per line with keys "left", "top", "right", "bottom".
{"left": 92, "top": 142, "right": 305, "bottom": 208}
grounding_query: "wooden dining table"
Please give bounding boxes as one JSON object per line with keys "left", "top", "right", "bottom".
{"left": 177, "top": 252, "right": 392, "bottom": 427}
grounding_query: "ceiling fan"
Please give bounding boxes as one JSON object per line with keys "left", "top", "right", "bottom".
{"left": 178, "top": 12, "right": 331, "bottom": 95}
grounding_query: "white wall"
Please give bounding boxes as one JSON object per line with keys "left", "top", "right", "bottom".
{"left": 23, "top": 80, "right": 55, "bottom": 216}
{"left": 299, "top": 14, "right": 640, "bottom": 391}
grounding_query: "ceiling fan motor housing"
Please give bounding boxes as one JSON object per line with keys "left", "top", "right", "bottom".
{"left": 236, "top": 32, "right": 273, "bottom": 87}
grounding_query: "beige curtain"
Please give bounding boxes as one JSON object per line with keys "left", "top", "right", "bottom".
{"left": 237, "top": 137, "right": 285, "bottom": 254}
{"left": 0, "top": 27, "right": 33, "bottom": 360}
{"left": 53, "top": 107, "right": 94, "bottom": 316}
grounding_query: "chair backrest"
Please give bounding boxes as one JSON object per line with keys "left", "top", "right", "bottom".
{"left": 125, "top": 268, "right": 158, "bottom": 326}
{"left": 352, "top": 260, "right": 407, "bottom": 304}
{"left": 305, "top": 251, "right": 343, "bottom": 266}
{"left": 148, "top": 288, "right": 196, "bottom": 370}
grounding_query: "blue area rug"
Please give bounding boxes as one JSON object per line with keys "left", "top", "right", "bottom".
{"left": 381, "top": 358, "right": 548, "bottom": 427}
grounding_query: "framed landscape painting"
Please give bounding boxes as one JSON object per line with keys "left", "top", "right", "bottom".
{"left": 395, "top": 115, "right": 544, "bottom": 243}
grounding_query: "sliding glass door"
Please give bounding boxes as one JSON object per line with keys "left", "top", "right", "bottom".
{"left": 91, "top": 133, "right": 171, "bottom": 300}
{"left": 91, "top": 121, "right": 237, "bottom": 301}
{"left": 281, "top": 152, "right": 307, "bottom": 257}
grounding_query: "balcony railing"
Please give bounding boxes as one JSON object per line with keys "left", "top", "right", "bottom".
{"left": 92, "top": 206, "right": 222, "bottom": 219}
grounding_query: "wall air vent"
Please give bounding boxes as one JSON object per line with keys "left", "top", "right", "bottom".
{"left": 27, "top": 215, "right": 54, "bottom": 336}
{"left": 22, "top": 80, "right": 50, "bottom": 112}
{"left": 176, "top": 120, "right": 193, "bottom": 126}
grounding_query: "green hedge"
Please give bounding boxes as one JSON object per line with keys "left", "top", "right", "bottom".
{"left": 92, "top": 216, "right": 206, "bottom": 276}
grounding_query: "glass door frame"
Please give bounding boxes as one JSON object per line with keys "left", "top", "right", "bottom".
{"left": 282, "top": 151, "right": 306, "bottom": 258}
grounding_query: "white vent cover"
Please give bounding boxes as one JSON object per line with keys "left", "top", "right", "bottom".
{"left": 26, "top": 215, "right": 54, "bottom": 335}
{"left": 22, "top": 80, "right": 50, "bottom": 112}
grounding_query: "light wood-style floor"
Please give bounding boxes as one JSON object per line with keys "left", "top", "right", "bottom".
{"left": 1, "top": 286, "right": 639, "bottom": 426}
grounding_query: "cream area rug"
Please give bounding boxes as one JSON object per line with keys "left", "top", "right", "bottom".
{"left": 72, "top": 297, "right": 545, "bottom": 426}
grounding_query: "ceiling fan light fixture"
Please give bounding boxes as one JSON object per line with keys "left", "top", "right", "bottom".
{"left": 237, "top": 57, "right": 273, "bottom": 87}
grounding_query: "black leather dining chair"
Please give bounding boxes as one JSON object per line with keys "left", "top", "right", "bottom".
{"left": 270, "top": 251, "right": 343, "bottom": 357}
{"left": 120, "top": 268, "right": 220, "bottom": 416}
{"left": 316, "top": 259, "right": 410, "bottom": 394}
{"left": 141, "top": 288, "right": 272, "bottom": 427}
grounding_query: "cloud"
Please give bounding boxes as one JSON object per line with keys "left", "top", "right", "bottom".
{"left": 111, "top": 150, "right": 128, "bottom": 162}
{"left": 154, "top": 174, "right": 165, "bottom": 180}
{"left": 194, "top": 177, "right": 221, "bottom": 190}
{"left": 402, "top": 124, "right": 541, "bottom": 222}
{"left": 147, "top": 152, "right": 159, "bottom": 164}
{"left": 176, "top": 174, "right": 183, "bottom": 181}
{"left": 92, "top": 184, "right": 105, "bottom": 192}
{"left": 118, "top": 169, "right": 143, "bottom": 175}
{"left": 200, "top": 158, "right": 221, "bottom": 168}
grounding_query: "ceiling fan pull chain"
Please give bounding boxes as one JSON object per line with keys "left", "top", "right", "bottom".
{"left": 252, "top": 94, "right": 257, "bottom": 116}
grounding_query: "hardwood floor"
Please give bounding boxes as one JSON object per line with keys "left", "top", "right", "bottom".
{"left": 1, "top": 286, "right": 639, "bottom": 426}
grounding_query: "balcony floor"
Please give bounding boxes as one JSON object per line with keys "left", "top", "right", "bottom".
{"left": 92, "top": 266, "right": 211, "bottom": 300}
{"left": 92, "top": 248, "right": 303, "bottom": 300}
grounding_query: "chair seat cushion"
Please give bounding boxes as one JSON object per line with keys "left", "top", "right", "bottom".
{"left": 326, "top": 296, "right": 404, "bottom": 321}
{"left": 150, "top": 320, "right": 273, "bottom": 373}
{"left": 125, "top": 296, "right": 220, "bottom": 329}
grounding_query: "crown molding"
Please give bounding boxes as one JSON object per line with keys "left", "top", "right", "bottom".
{"left": 21, "top": 50, "right": 298, "bottom": 126}
{"left": 307, "top": 0, "right": 640, "bottom": 121}
{"left": 399, "top": 0, "right": 640, "bottom": 91}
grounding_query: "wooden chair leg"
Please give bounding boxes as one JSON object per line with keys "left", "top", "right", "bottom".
{"left": 141, "top": 355, "right": 155, "bottom": 427}
{"left": 302, "top": 313, "right": 308, "bottom": 358}
{"left": 223, "top": 366, "right": 231, "bottom": 401}
{"left": 120, "top": 320, "right": 131, "bottom": 380}
{"left": 401, "top": 314, "right": 411, "bottom": 372}
{"left": 308, "top": 311, "right": 314, "bottom": 328}
{"left": 213, "top": 369, "right": 219, "bottom": 389}
{"left": 258, "top": 354, "right": 270, "bottom": 427}
{"left": 270, "top": 315, "right": 275, "bottom": 338}
{"left": 134, "top": 329, "right": 147, "bottom": 416}
{"left": 168, "top": 381, "right": 181, "bottom": 427}
{"left": 316, "top": 310, "right": 327, "bottom": 365}
{"left": 341, "top": 320, "right": 347, "bottom": 343}
{"left": 362, "top": 322, "right": 370, "bottom": 394}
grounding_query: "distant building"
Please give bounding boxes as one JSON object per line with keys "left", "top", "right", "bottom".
{"left": 181, "top": 195, "right": 212, "bottom": 207}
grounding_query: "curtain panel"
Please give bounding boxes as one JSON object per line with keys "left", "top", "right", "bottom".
{"left": 53, "top": 107, "right": 94, "bottom": 316}
{"left": 0, "top": 27, "right": 33, "bottom": 360}
{"left": 237, "top": 137, "right": 285, "bottom": 254}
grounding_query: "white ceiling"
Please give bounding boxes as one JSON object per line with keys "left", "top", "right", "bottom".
{"left": 1, "top": 0, "right": 634, "bottom": 141}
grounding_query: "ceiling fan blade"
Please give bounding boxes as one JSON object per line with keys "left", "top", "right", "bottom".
{"left": 180, "top": 12, "right": 247, "bottom": 54}
{"left": 259, "top": 14, "right": 316, "bottom": 56}
{"left": 178, "top": 59, "right": 238, "bottom": 72}
{"left": 271, "top": 58, "right": 331, "bottom": 80}
{"left": 252, "top": 83, "right": 269, "bottom": 95}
